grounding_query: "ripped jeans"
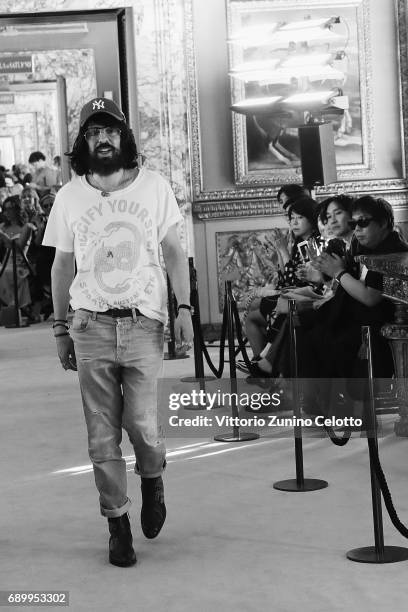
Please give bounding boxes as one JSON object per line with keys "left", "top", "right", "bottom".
{"left": 70, "top": 309, "right": 166, "bottom": 518}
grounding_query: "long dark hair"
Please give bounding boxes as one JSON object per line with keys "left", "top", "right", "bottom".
{"left": 287, "top": 196, "right": 320, "bottom": 257}
{"left": 66, "top": 117, "right": 139, "bottom": 176}
{"left": 1, "top": 195, "right": 28, "bottom": 227}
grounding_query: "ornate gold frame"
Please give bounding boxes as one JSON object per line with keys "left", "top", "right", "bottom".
{"left": 186, "top": 0, "right": 408, "bottom": 217}
{"left": 228, "top": 0, "right": 373, "bottom": 185}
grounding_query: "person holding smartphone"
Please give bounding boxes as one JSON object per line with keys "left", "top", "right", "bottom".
{"left": 297, "top": 196, "right": 408, "bottom": 416}
{"left": 242, "top": 197, "right": 323, "bottom": 379}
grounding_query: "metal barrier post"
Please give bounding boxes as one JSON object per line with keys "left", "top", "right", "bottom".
{"left": 181, "top": 258, "right": 215, "bottom": 383}
{"left": 274, "top": 299, "right": 328, "bottom": 491}
{"left": 214, "top": 280, "right": 259, "bottom": 442}
{"left": 347, "top": 326, "right": 408, "bottom": 563}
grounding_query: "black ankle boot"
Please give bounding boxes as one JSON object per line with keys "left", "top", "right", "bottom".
{"left": 108, "top": 513, "right": 137, "bottom": 567}
{"left": 140, "top": 476, "right": 166, "bottom": 539}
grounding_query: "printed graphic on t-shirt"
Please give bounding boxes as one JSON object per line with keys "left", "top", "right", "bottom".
{"left": 72, "top": 198, "right": 162, "bottom": 311}
{"left": 42, "top": 168, "right": 182, "bottom": 321}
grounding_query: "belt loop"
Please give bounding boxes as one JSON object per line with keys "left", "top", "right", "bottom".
{"left": 131, "top": 308, "right": 137, "bottom": 322}
{"left": 91, "top": 311, "right": 97, "bottom": 321}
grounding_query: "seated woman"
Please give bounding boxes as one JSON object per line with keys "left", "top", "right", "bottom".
{"left": 253, "top": 194, "right": 357, "bottom": 379}
{"left": 243, "top": 196, "right": 323, "bottom": 375}
{"left": 297, "top": 195, "right": 408, "bottom": 414}
{"left": 0, "top": 195, "right": 34, "bottom": 314}
{"left": 295, "top": 194, "right": 355, "bottom": 291}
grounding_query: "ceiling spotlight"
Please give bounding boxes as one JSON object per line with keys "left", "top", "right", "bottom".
{"left": 231, "top": 96, "right": 293, "bottom": 117}
{"left": 230, "top": 89, "right": 348, "bottom": 118}
{"left": 282, "top": 89, "right": 348, "bottom": 115}
{"left": 280, "top": 16, "right": 340, "bottom": 30}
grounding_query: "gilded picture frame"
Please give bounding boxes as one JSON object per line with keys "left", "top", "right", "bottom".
{"left": 186, "top": 0, "right": 408, "bottom": 215}
{"left": 227, "top": 0, "right": 373, "bottom": 186}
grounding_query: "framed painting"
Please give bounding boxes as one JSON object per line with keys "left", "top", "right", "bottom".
{"left": 227, "top": 0, "right": 374, "bottom": 186}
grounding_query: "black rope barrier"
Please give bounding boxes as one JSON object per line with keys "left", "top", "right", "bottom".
{"left": 214, "top": 280, "right": 259, "bottom": 443}
{"left": 346, "top": 326, "right": 408, "bottom": 563}
{"left": 181, "top": 258, "right": 216, "bottom": 382}
{"left": 274, "top": 299, "right": 328, "bottom": 492}
{"left": 367, "top": 432, "right": 408, "bottom": 541}
{"left": 193, "top": 292, "right": 228, "bottom": 379}
{"left": 324, "top": 424, "right": 352, "bottom": 446}
{"left": 231, "top": 298, "right": 256, "bottom": 371}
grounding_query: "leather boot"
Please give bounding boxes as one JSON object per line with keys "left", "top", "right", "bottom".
{"left": 140, "top": 476, "right": 166, "bottom": 539}
{"left": 108, "top": 513, "right": 137, "bottom": 567}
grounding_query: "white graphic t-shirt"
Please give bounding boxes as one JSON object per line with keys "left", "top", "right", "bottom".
{"left": 43, "top": 167, "right": 182, "bottom": 323}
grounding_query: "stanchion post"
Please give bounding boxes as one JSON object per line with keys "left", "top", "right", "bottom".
{"left": 274, "top": 299, "right": 328, "bottom": 492}
{"left": 214, "top": 280, "right": 259, "bottom": 443}
{"left": 190, "top": 258, "right": 205, "bottom": 379}
{"left": 12, "top": 241, "right": 20, "bottom": 328}
{"left": 181, "top": 257, "right": 215, "bottom": 383}
{"left": 347, "top": 326, "right": 408, "bottom": 563}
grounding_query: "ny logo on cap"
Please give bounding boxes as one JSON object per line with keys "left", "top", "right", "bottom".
{"left": 92, "top": 100, "right": 105, "bottom": 110}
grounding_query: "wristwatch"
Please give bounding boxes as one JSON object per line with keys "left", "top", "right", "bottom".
{"left": 335, "top": 270, "right": 347, "bottom": 284}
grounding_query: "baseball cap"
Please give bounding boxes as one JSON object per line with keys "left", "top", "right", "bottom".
{"left": 79, "top": 97, "right": 126, "bottom": 128}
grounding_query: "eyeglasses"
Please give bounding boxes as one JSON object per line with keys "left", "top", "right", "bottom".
{"left": 84, "top": 126, "right": 121, "bottom": 141}
{"left": 348, "top": 217, "right": 375, "bottom": 229}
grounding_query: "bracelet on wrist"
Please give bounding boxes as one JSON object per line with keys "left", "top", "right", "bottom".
{"left": 53, "top": 319, "right": 68, "bottom": 324}
{"left": 54, "top": 331, "right": 70, "bottom": 338}
{"left": 52, "top": 322, "right": 69, "bottom": 330}
{"left": 177, "top": 304, "right": 192, "bottom": 315}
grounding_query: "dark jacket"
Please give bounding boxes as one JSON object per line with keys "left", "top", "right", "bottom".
{"left": 319, "top": 230, "right": 408, "bottom": 331}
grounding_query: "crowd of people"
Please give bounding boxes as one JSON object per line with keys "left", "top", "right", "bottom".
{"left": 238, "top": 185, "right": 408, "bottom": 417}
{"left": 0, "top": 152, "right": 61, "bottom": 322}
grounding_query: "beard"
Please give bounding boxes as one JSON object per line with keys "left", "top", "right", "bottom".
{"left": 88, "top": 145, "right": 126, "bottom": 176}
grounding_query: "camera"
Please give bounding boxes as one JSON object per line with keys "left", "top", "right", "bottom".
{"left": 325, "top": 238, "right": 346, "bottom": 258}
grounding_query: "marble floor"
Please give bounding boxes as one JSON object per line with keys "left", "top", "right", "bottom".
{"left": 1, "top": 321, "right": 408, "bottom": 612}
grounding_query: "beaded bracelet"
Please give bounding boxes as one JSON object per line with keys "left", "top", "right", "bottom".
{"left": 54, "top": 331, "right": 70, "bottom": 338}
{"left": 52, "top": 322, "right": 69, "bottom": 330}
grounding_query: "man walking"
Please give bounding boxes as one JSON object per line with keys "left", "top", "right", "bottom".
{"left": 43, "top": 97, "right": 193, "bottom": 567}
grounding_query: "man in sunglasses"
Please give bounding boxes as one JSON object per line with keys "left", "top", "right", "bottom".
{"left": 43, "top": 97, "right": 193, "bottom": 567}
{"left": 296, "top": 195, "right": 408, "bottom": 417}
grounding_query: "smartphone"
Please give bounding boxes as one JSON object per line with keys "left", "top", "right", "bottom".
{"left": 297, "top": 240, "right": 311, "bottom": 262}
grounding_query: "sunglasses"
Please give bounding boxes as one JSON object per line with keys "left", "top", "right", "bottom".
{"left": 348, "top": 217, "right": 375, "bottom": 229}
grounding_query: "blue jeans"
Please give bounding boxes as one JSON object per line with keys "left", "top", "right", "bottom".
{"left": 70, "top": 309, "right": 166, "bottom": 518}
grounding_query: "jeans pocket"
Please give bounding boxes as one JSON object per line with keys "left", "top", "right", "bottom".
{"left": 72, "top": 310, "right": 92, "bottom": 332}
{"left": 138, "top": 316, "right": 163, "bottom": 333}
